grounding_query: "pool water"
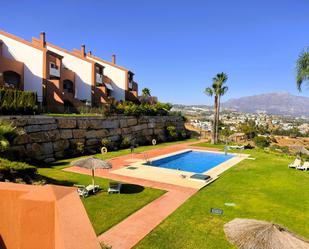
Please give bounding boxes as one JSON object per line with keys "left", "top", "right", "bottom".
{"left": 147, "top": 151, "right": 234, "bottom": 173}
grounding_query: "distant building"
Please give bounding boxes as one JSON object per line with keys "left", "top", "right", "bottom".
{"left": 0, "top": 30, "right": 139, "bottom": 112}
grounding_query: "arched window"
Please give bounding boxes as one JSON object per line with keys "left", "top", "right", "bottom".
{"left": 3, "top": 71, "right": 21, "bottom": 89}
{"left": 63, "top": 80, "right": 74, "bottom": 93}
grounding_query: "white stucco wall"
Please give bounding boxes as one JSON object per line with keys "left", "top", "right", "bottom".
{"left": 47, "top": 45, "right": 93, "bottom": 102}
{"left": 87, "top": 57, "right": 127, "bottom": 101}
{"left": 0, "top": 34, "right": 44, "bottom": 98}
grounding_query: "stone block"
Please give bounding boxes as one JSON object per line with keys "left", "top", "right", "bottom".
{"left": 53, "top": 140, "right": 70, "bottom": 152}
{"left": 119, "top": 119, "right": 128, "bottom": 128}
{"left": 72, "top": 129, "right": 86, "bottom": 138}
{"left": 86, "top": 138, "right": 99, "bottom": 146}
{"left": 24, "top": 124, "right": 57, "bottom": 133}
{"left": 85, "top": 129, "right": 108, "bottom": 139}
{"left": 57, "top": 118, "right": 76, "bottom": 129}
{"left": 59, "top": 129, "right": 73, "bottom": 139}
{"left": 27, "top": 118, "right": 56, "bottom": 125}
{"left": 102, "top": 120, "right": 119, "bottom": 129}
{"left": 13, "top": 134, "right": 29, "bottom": 145}
{"left": 127, "top": 118, "right": 137, "bottom": 126}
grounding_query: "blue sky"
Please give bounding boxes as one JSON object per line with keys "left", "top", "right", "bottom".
{"left": 1, "top": 0, "right": 309, "bottom": 105}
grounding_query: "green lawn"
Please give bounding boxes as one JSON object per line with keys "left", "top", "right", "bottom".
{"left": 38, "top": 165, "right": 165, "bottom": 235}
{"left": 135, "top": 145, "right": 309, "bottom": 248}
{"left": 38, "top": 139, "right": 195, "bottom": 235}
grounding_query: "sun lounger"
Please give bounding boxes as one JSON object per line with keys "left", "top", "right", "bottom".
{"left": 288, "top": 158, "right": 302, "bottom": 168}
{"left": 227, "top": 145, "right": 244, "bottom": 150}
{"left": 108, "top": 182, "right": 122, "bottom": 194}
{"left": 296, "top": 162, "right": 309, "bottom": 171}
{"left": 75, "top": 184, "right": 100, "bottom": 198}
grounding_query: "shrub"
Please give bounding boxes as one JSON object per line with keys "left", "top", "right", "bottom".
{"left": 101, "top": 138, "right": 114, "bottom": 150}
{"left": 253, "top": 136, "right": 270, "bottom": 148}
{"left": 0, "top": 89, "right": 38, "bottom": 115}
{"left": 120, "top": 136, "right": 131, "bottom": 149}
{"left": 166, "top": 125, "right": 178, "bottom": 141}
{"left": 75, "top": 142, "right": 85, "bottom": 154}
{"left": 0, "top": 121, "right": 24, "bottom": 152}
{"left": 0, "top": 157, "right": 37, "bottom": 182}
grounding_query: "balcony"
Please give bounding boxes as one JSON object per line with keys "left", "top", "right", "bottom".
{"left": 96, "top": 73, "right": 103, "bottom": 85}
{"left": 49, "top": 63, "right": 60, "bottom": 78}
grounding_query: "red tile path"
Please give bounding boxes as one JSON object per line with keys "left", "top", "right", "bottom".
{"left": 66, "top": 140, "right": 218, "bottom": 249}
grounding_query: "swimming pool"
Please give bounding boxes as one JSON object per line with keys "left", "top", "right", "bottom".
{"left": 146, "top": 150, "right": 234, "bottom": 173}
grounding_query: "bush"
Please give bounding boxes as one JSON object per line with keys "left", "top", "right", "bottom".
{"left": 0, "top": 89, "right": 38, "bottom": 115}
{"left": 166, "top": 125, "right": 178, "bottom": 141}
{"left": 75, "top": 142, "right": 85, "bottom": 154}
{"left": 0, "top": 157, "right": 37, "bottom": 182}
{"left": 253, "top": 136, "right": 270, "bottom": 148}
{"left": 100, "top": 138, "right": 113, "bottom": 150}
{"left": 120, "top": 136, "right": 131, "bottom": 149}
{"left": 110, "top": 101, "right": 173, "bottom": 117}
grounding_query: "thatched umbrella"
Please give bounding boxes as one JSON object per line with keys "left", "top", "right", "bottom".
{"left": 224, "top": 218, "right": 309, "bottom": 249}
{"left": 70, "top": 156, "right": 112, "bottom": 188}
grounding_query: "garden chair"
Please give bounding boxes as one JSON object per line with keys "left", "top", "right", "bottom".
{"left": 296, "top": 161, "right": 309, "bottom": 171}
{"left": 108, "top": 182, "right": 122, "bottom": 194}
{"left": 288, "top": 158, "right": 301, "bottom": 168}
{"left": 75, "top": 184, "right": 100, "bottom": 198}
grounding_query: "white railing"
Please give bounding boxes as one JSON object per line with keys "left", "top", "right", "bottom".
{"left": 96, "top": 73, "right": 103, "bottom": 84}
{"left": 50, "top": 67, "right": 60, "bottom": 77}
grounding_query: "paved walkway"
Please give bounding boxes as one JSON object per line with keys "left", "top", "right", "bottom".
{"left": 66, "top": 140, "right": 217, "bottom": 249}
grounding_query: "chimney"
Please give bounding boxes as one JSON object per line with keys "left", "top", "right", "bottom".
{"left": 88, "top": 51, "right": 92, "bottom": 56}
{"left": 40, "top": 32, "right": 46, "bottom": 47}
{"left": 81, "top": 44, "right": 86, "bottom": 57}
{"left": 112, "top": 54, "right": 116, "bottom": 64}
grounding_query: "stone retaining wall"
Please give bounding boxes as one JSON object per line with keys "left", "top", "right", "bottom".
{"left": 1, "top": 115, "right": 186, "bottom": 163}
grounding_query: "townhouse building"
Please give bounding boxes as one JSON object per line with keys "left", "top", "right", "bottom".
{"left": 0, "top": 30, "right": 138, "bottom": 112}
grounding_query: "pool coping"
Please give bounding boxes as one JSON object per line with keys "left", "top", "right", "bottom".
{"left": 110, "top": 149, "right": 249, "bottom": 189}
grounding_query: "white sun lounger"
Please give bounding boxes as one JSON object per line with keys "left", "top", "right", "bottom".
{"left": 296, "top": 162, "right": 309, "bottom": 171}
{"left": 288, "top": 159, "right": 302, "bottom": 168}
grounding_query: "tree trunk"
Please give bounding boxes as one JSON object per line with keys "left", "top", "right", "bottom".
{"left": 215, "top": 95, "right": 221, "bottom": 143}
{"left": 211, "top": 95, "right": 218, "bottom": 144}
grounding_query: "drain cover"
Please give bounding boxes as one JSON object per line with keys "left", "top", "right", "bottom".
{"left": 127, "top": 166, "right": 138, "bottom": 170}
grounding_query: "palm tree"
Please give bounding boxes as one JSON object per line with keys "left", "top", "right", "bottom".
{"left": 142, "top": 88, "right": 151, "bottom": 97}
{"left": 204, "top": 85, "right": 217, "bottom": 144}
{"left": 296, "top": 47, "right": 309, "bottom": 91}
{"left": 213, "top": 73, "right": 228, "bottom": 142}
{"left": 204, "top": 73, "right": 228, "bottom": 144}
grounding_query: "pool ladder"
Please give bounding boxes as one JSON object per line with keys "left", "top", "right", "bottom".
{"left": 143, "top": 153, "right": 151, "bottom": 165}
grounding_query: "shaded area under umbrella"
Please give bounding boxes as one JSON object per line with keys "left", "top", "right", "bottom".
{"left": 70, "top": 156, "right": 112, "bottom": 189}
{"left": 224, "top": 218, "right": 309, "bottom": 249}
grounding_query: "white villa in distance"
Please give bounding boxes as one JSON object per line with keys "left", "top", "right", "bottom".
{"left": 0, "top": 30, "right": 139, "bottom": 112}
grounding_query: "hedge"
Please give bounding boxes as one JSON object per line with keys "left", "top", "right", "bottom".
{"left": 0, "top": 157, "right": 37, "bottom": 182}
{"left": 0, "top": 89, "right": 38, "bottom": 115}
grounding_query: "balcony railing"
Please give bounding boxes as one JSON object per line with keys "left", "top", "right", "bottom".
{"left": 96, "top": 73, "right": 103, "bottom": 84}
{"left": 50, "top": 66, "right": 60, "bottom": 78}
{"left": 128, "top": 81, "right": 133, "bottom": 89}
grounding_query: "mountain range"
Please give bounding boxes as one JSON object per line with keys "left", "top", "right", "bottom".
{"left": 222, "top": 92, "right": 309, "bottom": 116}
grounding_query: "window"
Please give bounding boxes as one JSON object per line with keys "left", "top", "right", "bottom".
{"left": 50, "top": 62, "right": 58, "bottom": 69}
{"left": 63, "top": 80, "right": 74, "bottom": 93}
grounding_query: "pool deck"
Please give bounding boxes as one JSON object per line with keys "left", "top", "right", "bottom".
{"left": 111, "top": 148, "right": 248, "bottom": 189}
{"left": 66, "top": 140, "right": 248, "bottom": 249}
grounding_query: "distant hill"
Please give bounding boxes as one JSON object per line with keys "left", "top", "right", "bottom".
{"left": 222, "top": 92, "right": 309, "bottom": 116}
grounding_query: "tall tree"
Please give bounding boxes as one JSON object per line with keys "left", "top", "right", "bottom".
{"left": 213, "top": 73, "right": 228, "bottom": 142}
{"left": 142, "top": 88, "right": 151, "bottom": 97}
{"left": 204, "top": 73, "right": 228, "bottom": 144}
{"left": 296, "top": 47, "right": 309, "bottom": 91}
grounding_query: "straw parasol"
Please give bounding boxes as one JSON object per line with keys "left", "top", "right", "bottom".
{"left": 224, "top": 218, "right": 309, "bottom": 249}
{"left": 70, "top": 156, "right": 112, "bottom": 188}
